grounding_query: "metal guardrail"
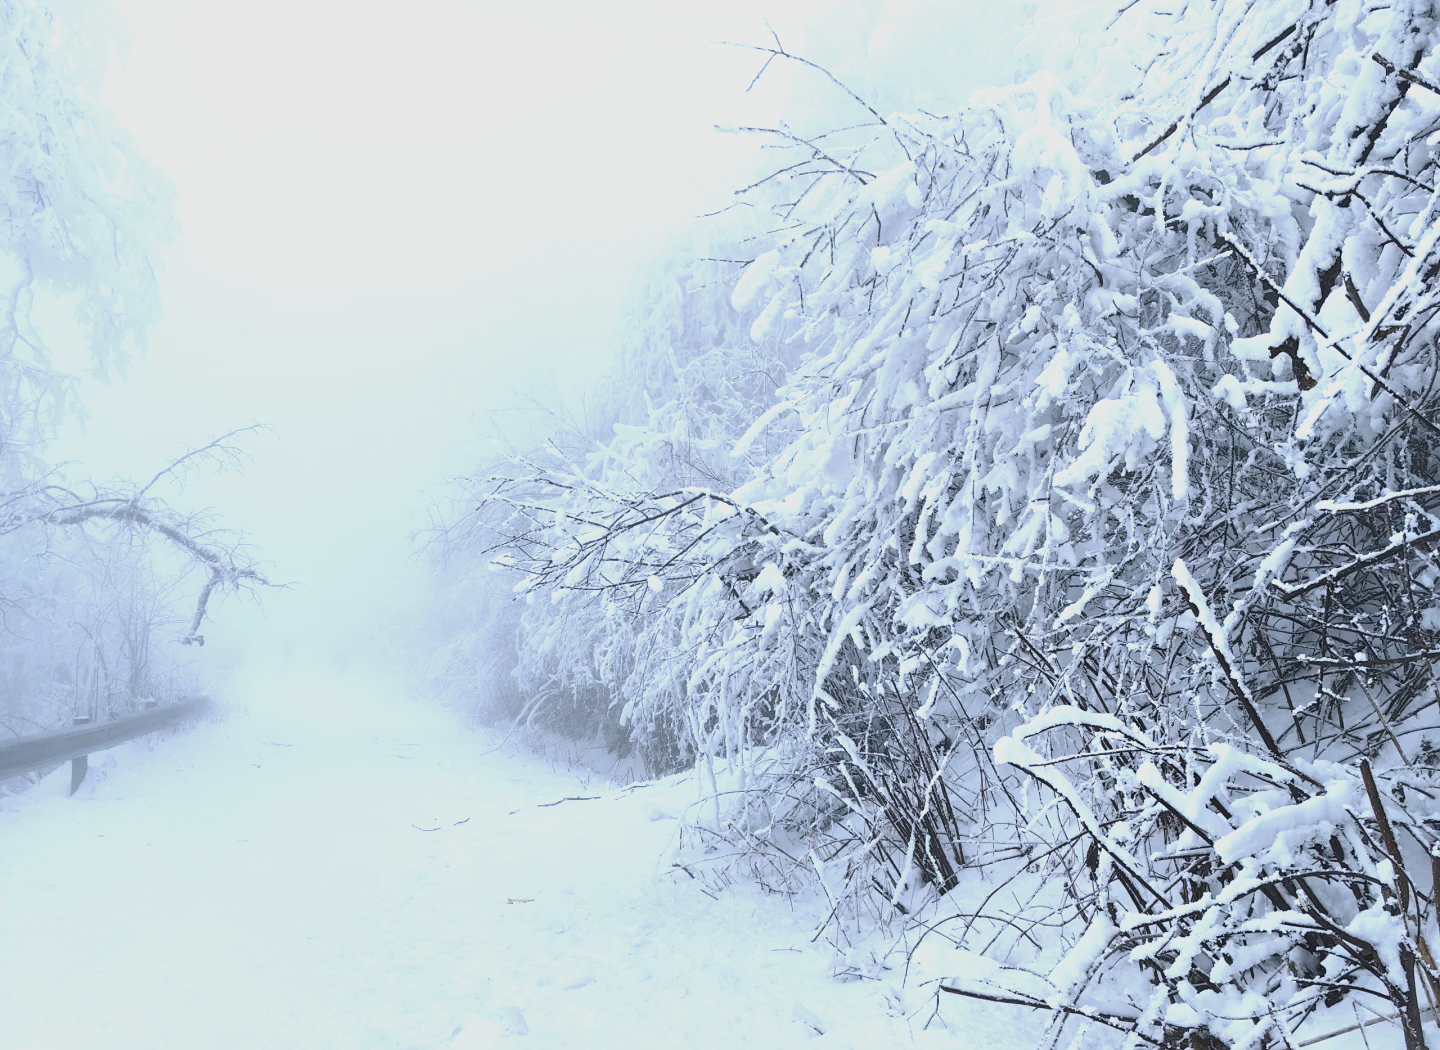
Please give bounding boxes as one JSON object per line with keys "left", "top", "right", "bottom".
{"left": 0, "top": 697, "right": 210, "bottom": 793}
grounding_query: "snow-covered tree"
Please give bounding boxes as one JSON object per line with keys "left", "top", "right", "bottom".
{"left": 0, "top": 0, "right": 172, "bottom": 439}
{"left": 0, "top": 1, "right": 267, "bottom": 739}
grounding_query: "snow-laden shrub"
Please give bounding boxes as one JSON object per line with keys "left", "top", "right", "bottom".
{"left": 436, "top": 236, "right": 804, "bottom": 772}
{"left": 451, "top": 0, "right": 1440, "bottom": 1044}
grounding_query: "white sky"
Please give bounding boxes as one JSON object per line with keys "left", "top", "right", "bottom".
{"left": 48, "top": 0, "right": 1010, "bottom": 679}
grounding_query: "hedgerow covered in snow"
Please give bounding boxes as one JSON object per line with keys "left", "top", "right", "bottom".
{"left": 438, "top": 1, "right": 1440, "bottom": 1045}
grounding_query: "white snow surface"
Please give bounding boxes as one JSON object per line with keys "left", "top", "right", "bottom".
{"left": 0, "top": 675, "right": 995, "bottom": 1049}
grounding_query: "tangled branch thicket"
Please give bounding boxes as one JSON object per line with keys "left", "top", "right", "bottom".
{"left": 439, "top": 1, "right": 1440, "bottom": 1045}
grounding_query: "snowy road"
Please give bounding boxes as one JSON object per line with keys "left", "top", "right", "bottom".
{"left": 0, "top": 677, "right": 994, "bottom": 1049}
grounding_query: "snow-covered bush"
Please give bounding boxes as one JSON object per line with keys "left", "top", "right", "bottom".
{"left": 447, "top": 0, "right": 1440, "bottom": 1044}
{"left": 437, "top": 234, "right": 806, "bottom": 770}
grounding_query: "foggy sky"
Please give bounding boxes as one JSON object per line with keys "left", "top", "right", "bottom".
{"left": 50, "top": 0, "right": 798, "bottom": 675}
{"left": 49, "top": 0, "right": 1004, "bottom": 681}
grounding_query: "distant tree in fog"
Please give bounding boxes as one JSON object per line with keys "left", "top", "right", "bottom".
{"left": 0, "top": 1, "right": 267, "bottom": 741}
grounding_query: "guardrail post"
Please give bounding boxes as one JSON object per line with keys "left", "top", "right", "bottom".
{"left": 70, "top": 716, "right": 91, "bottom": 795}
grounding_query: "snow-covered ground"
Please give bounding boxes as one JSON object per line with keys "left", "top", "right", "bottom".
{"left": 0, "top": 676, "right": 1020, "bottom": 1049}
